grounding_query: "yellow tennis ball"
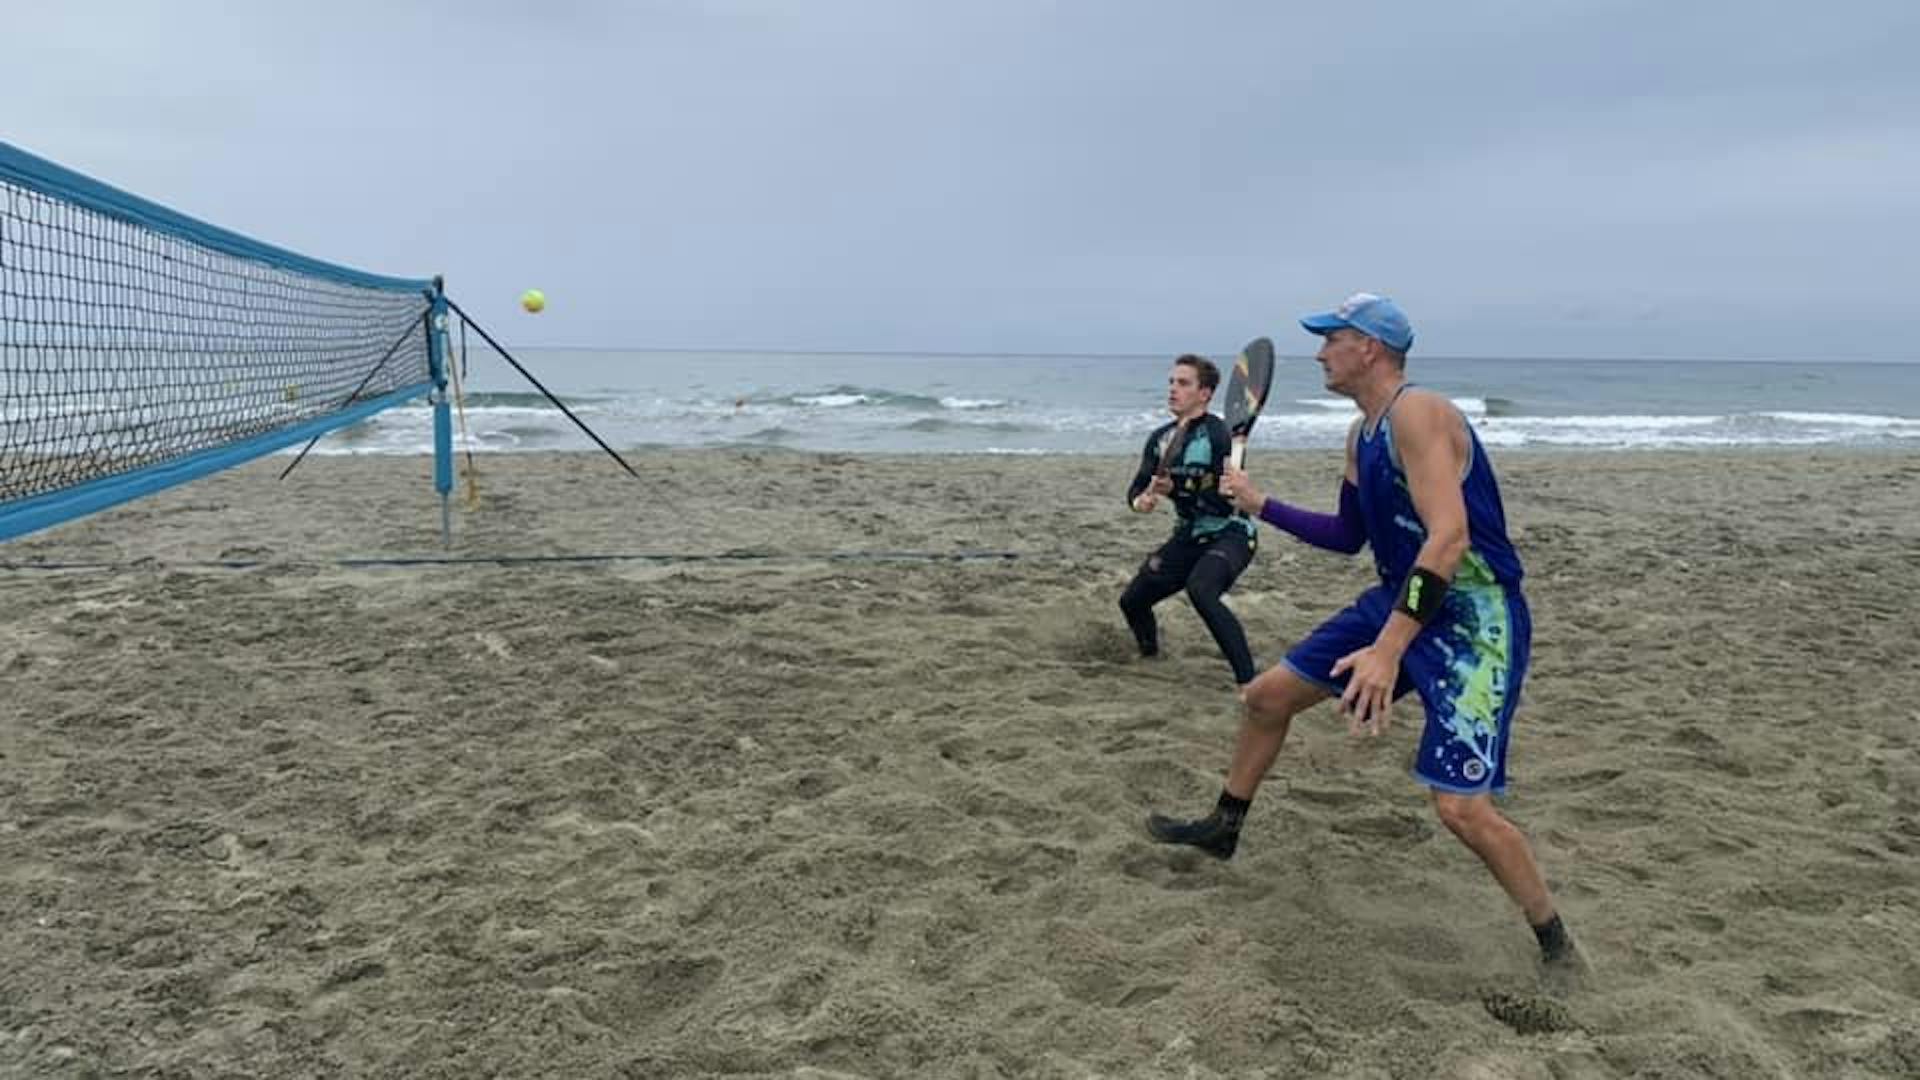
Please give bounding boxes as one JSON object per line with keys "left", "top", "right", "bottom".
{"left": 520, "top": 288, "right": 546, "bottom": 314}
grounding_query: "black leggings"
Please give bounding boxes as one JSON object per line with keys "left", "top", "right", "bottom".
{"left": 1119, "top": 529, "right": 1257, "bottom": 685}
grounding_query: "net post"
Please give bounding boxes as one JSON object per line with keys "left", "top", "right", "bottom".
{"left": 428, "top": 277, "right": 453, "bottom": 547}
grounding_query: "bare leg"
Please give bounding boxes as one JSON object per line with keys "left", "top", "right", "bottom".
{"left": 1146, "top": 666, "right": 1330, "bottom": 858}
{"left": 1430, "top": 791, "right": 1553, "bottom": 922}
{"left": 1224, "top": 666, "right": 1331, "bottom": 798}
{"left": 1431, "top": 791, "right": 1586, "bottom": 978}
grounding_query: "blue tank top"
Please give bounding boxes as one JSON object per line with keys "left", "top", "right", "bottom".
{"left": 1355, "top": 386, "right": 1524, "bottom": 591}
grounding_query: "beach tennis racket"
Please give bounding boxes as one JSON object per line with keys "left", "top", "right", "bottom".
{"left": 1224, "top": 337, "right": 1275, "bottom": 469}
{"left": 1154, "top": 418, "right": 1193, "bottom": 475}
{"left": 1130, "top": 418, "right": 1191, "bottom": 513}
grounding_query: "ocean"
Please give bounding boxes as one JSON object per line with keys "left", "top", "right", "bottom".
{"left": 318, "top": 347, "right": 1920, "bottom": 456}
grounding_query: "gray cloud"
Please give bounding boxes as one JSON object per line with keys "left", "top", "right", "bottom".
{"left": 8, "top": 1, "right": 1917, "bottom": 359}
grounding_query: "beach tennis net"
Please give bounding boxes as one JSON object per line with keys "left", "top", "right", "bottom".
{"left": 0, "top": 141, "right": 433, "bottom": 517}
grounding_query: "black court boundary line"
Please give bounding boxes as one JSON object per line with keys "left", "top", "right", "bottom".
{"left": 0, "top": 550, "right": 1031, "bottom": 572}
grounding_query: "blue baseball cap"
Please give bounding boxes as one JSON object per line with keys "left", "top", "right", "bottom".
{"left": 1300, "top": 292, "right": 1414, "bottom": 352}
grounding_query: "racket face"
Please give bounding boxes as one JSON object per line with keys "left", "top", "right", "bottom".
{"left": 1224, "top": 337, "right": 1275, "bottom": 436}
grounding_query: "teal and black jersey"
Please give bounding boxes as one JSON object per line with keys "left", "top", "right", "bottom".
{"left": 1127, "top": 414, "right": 1255, "bottom": 541}
{"left": 1359, "top": 387, "right": 1524, "bottom": 591}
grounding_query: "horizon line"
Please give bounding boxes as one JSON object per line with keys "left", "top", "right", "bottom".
{"left": 466, "top": 344, "right": 1920, "bottom": 365}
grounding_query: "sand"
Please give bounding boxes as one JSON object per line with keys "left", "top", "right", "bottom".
{"left": 2, "top": 448, "right": 1917, "bottom": 1078}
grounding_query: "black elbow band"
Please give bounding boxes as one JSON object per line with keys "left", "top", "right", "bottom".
{"left": 1395, "top": 568, "right": 1451, "bottom": 624}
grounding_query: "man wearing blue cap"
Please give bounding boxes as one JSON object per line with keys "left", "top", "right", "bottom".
{"left": 1143, "top": 293, "right": 1585, "bottom": 978}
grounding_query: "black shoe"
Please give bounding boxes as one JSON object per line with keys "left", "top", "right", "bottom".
{"left": 1539, "top": 933, "right": 1592, "bottom": 994}
{"left": 1532, "top": 914, "right": 1592, "bottom": 994}
{"left": 1145, "top": 811, "right": 1239, "bottom": 860}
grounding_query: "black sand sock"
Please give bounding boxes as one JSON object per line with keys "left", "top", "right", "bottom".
{"left": 1532, "top": 913, "right": 1571, "bottom": 960}
{"left": 1145, "top": 789, "right": 1248, "bottom": 860}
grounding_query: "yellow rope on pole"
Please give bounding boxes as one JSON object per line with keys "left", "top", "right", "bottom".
{"left": 447, "top": 323, "right": 482, "bottom": 510}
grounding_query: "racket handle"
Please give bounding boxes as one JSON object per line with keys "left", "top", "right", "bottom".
{"left": 1229, "top": 436, "right": 1247, "bottom": 470}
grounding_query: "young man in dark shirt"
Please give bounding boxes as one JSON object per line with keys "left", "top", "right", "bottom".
{"left": 1121, "top": 354, "right": 1259, "bottom": 687}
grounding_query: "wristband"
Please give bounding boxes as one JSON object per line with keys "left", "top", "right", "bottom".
{"left": 1395, "top": 567, "right": 1451, "bottom": 624}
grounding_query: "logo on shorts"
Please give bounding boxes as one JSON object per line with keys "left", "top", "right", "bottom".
{"left": 1462, "top": 759, "right": 1488, "bottom": 783}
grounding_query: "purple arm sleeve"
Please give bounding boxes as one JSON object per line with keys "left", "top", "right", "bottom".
{"left": 1257, "top": 481, "right": 1366, "bottom": 554}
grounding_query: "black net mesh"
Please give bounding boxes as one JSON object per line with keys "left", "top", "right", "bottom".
{"left": 1, "top": 176, "right": 429, "bottom": 504}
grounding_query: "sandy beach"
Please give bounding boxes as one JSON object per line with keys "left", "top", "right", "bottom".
{"left": 2, "top": 447, "right": 1917, "bottom": 1078}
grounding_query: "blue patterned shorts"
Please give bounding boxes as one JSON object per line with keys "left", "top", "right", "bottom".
{"left": 1282, "top": 582, "right": 1531, "bottom": 794}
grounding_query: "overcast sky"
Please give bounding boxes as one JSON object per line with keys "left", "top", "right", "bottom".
{"left": 9, "top": 1, "right": 1917, "bottom": 359}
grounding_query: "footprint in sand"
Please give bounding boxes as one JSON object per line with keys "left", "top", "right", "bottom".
{"left": 1728, "top": 880, "right": 1842, "bottom": 916}
{"left": 1114, "top": 982, "right": 1175, "bottom": 1007}
{"left": 1288, "top": 785, "right": 1368, "bottom": 811}
{"left": 1558, "top": 767, "right": 1625, "bottom": 792}
{"left": 1685, "top": 911, "right": 1727, "bottom": 934}
{"left": 596, "top": 956, "right": 725, "bottom": 1023}
{"left": 1329, "top": 812, "right": 1433, "bottom": 846}
{"left": 1480, "top": 989, "right": 1581, "bottom": 1035}
{"left": 979, "top": 842, "right": 1078, "bottom": 896}
{"left": 1119, "top": 850, "right": 1224, "bottom": 890}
